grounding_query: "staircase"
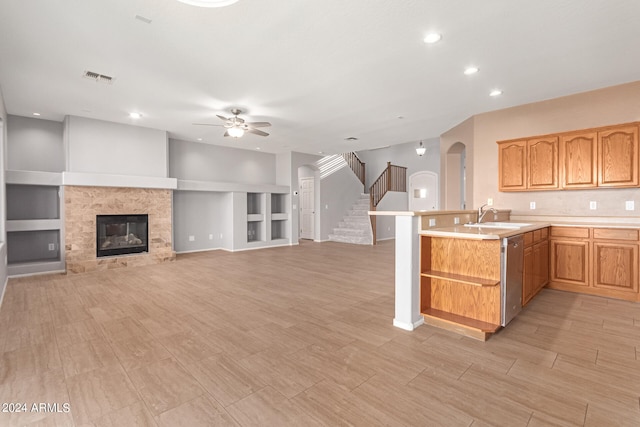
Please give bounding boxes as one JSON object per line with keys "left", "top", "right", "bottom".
{"left": 328, "top": 193, "right": 373, "bottom": 245}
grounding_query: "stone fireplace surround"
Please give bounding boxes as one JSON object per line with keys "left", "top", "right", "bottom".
{"left": 64, "top": 185, "right": 175, "bottom": 274}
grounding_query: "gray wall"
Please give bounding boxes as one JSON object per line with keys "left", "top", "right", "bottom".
{"left": 356, "top": 138, "right": 440, "bottom": 189}
{"left": 170, "top": 138, "right": 277, "bottom": 184}
{"left": 65, "top": 115, "right": 168, "bottom": 177}
{"left": 173, "top": 191, "right": 228, "bottom": 253}
{"left": 375, "top": 191, "right": 408, "bottom": 240}
{"left": 7, "top": 115, "right": 64, "bottom": 172}
{"left": 319, "top": 163, "right": 364, "bottom": 241}
{"left": 6, "top": 185, "right": 59, "bottom": 220}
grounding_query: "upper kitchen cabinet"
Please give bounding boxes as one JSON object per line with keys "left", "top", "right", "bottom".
{"left": 560, "top": 132, "right": 597, "bottom": 188}
{"left": 497, "top": 137, "right": 558, "bottom": 191}
{"left": 499, "top": 121, "right": 640, "bottom": 192}
{"left": 498, "top": 140, "right": 527, "bottom": 191}
{"left": 597, "top": 124, "right": 639, "bottom": 187}
{"left": 527, "top": 136, "right": 558, "bottom": 190}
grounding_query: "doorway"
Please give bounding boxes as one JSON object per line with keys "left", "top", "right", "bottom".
{"left": 299, "top": 177, "right": 315, "bottom": 240}
{"left": 446, "top": 142, "right": 466, "bottom": 209}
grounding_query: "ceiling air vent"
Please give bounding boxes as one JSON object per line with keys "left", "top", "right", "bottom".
{"left": 83, "top": 70, "right": 114, "bottom": 84}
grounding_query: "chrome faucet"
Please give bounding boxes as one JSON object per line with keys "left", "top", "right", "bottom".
{"left": 477, "top": 203, "right": 498, "bottom": 223}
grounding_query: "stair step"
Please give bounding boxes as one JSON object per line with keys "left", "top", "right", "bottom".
{"left": 332, "top": 227, "right": 367, "bottom": 236}
{"left": 328, "top": 234, "right": 372, "bottom": 245}
{"left": 348, "top": 209, "right": 369, "bottom": 216}
{"left": 339, "top": 221, "right": 370, "bottom": 230}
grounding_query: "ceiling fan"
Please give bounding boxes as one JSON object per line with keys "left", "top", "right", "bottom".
{"left": 193, "top": 108, "right": 271, "bottom": 138}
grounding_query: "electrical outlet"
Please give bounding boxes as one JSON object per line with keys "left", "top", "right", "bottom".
{"left": 219, "top": 233, "right": 223, "bottom": 239}
{"left": 387, "top": 226, "right": 391, "bottom": 231}
{"left": 454, "top": 217, "right": 460, "bottom": 224}
{"left": 429, "top": 218, "right": 436, "bottom": 227}
{"left": 529, "top": 201, "right": 536, "bottom": 210}
{"left": 625, "top": 201, "right": 635, "bottom": 211}
{"left": 48, "top": 243, "right": 55, "bottom": 251}
{"left": 188, "top": 235, "right": 195, "bottom": 242}
{"left": 589, "top": 201, "right": 597, "bottom": 210}
{"left": 487, "top": 198, "right": 493, "bottom": 206}
{"left": 209, "top": 234, "right": 213, "bottom": 240}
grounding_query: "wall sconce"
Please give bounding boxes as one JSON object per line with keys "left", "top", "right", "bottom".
{"left": 416, "top": 141, "right": 426, "bottom": 156}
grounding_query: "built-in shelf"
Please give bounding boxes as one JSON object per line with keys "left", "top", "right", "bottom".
{"left": 421, "top": 270, "right": 500, "bottom": 287}
{"left": 6, "top": 170, "right": 62, "bottom": 186}
{"left": 271, "top": 213, "right": 288, "bottom": 221}
{"left": 271, "top": 219, "right": 287, "bottom": 240}
{"left": 247, "top": 221, "right": 263, "bottom": 242}
{"left": 6, "top": 219, "right": 63, "bottom": 232}
{"left": 247, "top": 214, "right": 264, "bottom": 222}
{"left": 422, "top": 308, "right": 501, "bottom": 341}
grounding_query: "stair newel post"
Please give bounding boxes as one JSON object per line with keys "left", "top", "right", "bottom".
{"left": 370, "top": 192, "right": 376, "bottom": 245}
{"left": 362, "top": 162, "right": 366, "bottom": 192}
{"left": 386, "top": 162, "right": 392, "bottom": 192}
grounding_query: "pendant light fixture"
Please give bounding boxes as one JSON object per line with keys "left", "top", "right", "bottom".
{"left": 176, "top": 0, "right": 239, "bottom": 7}
{"left": 416, "top": 141, "right": 426, "bottom": 156}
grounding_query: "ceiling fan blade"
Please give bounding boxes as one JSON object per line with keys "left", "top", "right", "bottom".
{"left": 247, "top": 121, "right": 271, "bottom": 128}
{"left": 216, "top": 114, "right": 230, "bottom": 122}
{"left": 247, "top": 128, "right": 269, "bottom": 137}
{"left": 192, "top": 123, "right": 223, "bottom": 126}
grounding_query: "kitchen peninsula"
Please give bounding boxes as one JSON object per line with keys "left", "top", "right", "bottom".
{"left": 371, "top": 210, "right": 640, "bottom": 341}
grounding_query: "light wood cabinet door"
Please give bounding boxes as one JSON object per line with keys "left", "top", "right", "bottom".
{"left": 560, "top": 132, "right": 597, "bottom": 188}
{"left": 597, "top": 125, "right": 639, "bottom": 187}
{"left": 550, "top": 239, "right": 589, "bottom": 287}
{"left": 534, "top": 239, "right": 549, "bottom": 293}
{"left": 498, "top": 140, "right": 527, "bottom": 191}
{"left": 593, "top": 242, "right": 638, "bottom": 293}
{"left": 528, "top": 137, "right": 558, "bottom": 189}
{"left": 523, "top": 246, "right": 535, "bottom": 305}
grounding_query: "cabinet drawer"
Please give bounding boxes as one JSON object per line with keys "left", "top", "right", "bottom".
{"left": 524, "top": 232, "right": 534, "bottom": 246}
{"left": 550, "top": 226, "right": 589, "bottom": 239}
{"left": 593, "top": 228, "right": 639, "bottom": 241}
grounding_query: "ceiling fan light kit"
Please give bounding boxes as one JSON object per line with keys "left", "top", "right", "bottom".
{"left": 176, "top": 0, "right": 239, "bottom": 7}
{"left": 193, "top": 108, "right": 271, "bottom": 139}
{"left": 416, "top": 141, "right": 426, "bottom": 156}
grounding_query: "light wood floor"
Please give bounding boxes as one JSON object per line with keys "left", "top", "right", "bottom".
{"left": 1, "top": 240, "right": 639, "bottom": 426}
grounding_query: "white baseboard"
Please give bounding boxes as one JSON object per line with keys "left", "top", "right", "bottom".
{"left": 175, "top": 248, "right": 223, "bottom": 255}
{"left": 375, "top": 237, "right": 396, "bottom": 242}
{"left": 393, "top": 317, "right": 425, "bottom": 331}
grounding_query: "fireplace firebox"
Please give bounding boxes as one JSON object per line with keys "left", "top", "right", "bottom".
{"left": 96, "top": 214, "right": 148, "bottom": 257}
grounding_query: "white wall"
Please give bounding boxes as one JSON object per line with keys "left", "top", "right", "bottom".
{"left": 65, "top": 115, "right": 168, "bottom": 177}
{"left": 470, "top": 81, "right": 640, "bottom": 217}
{"left": 170, "top": 138, "right": 276, "bottom": 184}
{"left": 7, "top": 115, "right": 64, "bottom": 172}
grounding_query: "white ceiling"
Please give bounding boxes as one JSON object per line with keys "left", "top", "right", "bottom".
{"left": 1, "top": 0, "right": 639, "bottom": 154}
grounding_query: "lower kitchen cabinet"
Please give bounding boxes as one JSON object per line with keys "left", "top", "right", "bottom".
{"left": 548, "top": 226, "right": 639, "bottom": 301}
{"left": 523, "top": 227, "right": 550, "bottom": 305}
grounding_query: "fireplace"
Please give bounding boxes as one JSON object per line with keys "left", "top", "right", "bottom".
{"left": 96, "top": 214, "right": 148, "bottom": 257}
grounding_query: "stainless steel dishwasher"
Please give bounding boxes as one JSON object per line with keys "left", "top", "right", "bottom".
{"left": 501, "top": 234, "right": 524, "bottom": 326}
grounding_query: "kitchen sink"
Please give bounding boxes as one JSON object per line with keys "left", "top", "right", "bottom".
{"left": 464, "top": 222, "right": 532, "bottom": 229}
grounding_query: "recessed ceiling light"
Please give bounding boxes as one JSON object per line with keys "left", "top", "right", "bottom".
{"left": 32, "top": 112, "right": 41, "bottom": 116}
{"left": 175, "top": 0, "right": 239, "bottom": 7}
{"left": 256, "top": 147, "right": 261, "bottom": 150}
{"left": 424, "top": 33, "right": 442, "bottom": 44}
{"left": 489, "top": 89, "right": 503, "bottom": 97}
{"left": 464, "top": 66, "right": 479, "bottom": 75}
{"left": 318, "top": 151, "right": 324, "bottom": 154}
{"left": 345, "top": 137, "right": 359, "bottom": 141}
{"left": 129, "top": 112, "right": 142, "bottom": 119}
{"left": 197, "top": 138, "right": 202, "bottom": 141}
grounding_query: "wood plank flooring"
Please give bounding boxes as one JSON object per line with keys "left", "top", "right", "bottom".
{"left": 1, "top": 239, "right": 639, "bottom": 426}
